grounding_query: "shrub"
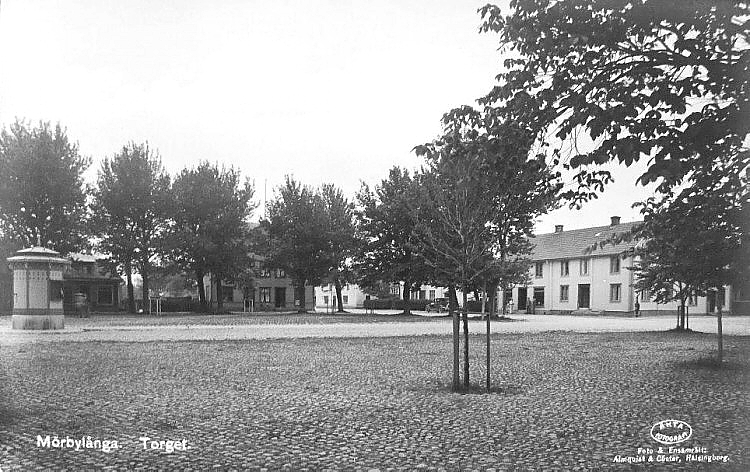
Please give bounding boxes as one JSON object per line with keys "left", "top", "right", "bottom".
{"left": 158, "top": 297, "right": 194, "bottom": 312}
{"left": 465, "top": 301, "right": 484, "bottom": 313}
{"left": 363, "top": 298, "right": 431, "bottom": 311}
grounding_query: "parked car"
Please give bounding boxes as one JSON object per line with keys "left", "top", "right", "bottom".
{"left": 425, "top": 298, "right": 449, "bottom": 313}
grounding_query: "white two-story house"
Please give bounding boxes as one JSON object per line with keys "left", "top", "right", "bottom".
{"left": 506, "top": 216, "right": 736, "bottom": 315}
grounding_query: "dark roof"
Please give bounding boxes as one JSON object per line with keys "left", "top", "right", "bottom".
{"left": 531, "top": 221, "right": 639, "bottom": 261}
{"left": 64, "top": 273, "right": 122, "bottom": 284}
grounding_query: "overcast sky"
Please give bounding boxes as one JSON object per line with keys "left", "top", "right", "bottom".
{"left": 0, "top": 0, "right": 655, "bottom": 232}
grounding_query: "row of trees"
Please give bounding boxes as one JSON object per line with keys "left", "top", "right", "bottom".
{"left": 0, "top": 124, "right": 257, "bottom": 312}
{"left": 0, "top": 120, "right": 363, "bottom": 314}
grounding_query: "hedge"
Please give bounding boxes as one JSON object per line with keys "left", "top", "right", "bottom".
{"left": 363, "top": 298, "right": 431, "bottom": 311}
{"left": 157, "top": 297, "right": 195, "bottom": 312}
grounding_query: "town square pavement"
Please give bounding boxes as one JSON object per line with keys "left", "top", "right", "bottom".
{"left": 0, "top": 314, "right": 747, "bottom": 345}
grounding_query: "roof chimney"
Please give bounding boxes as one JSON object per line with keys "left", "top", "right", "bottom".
{"left": 610, "top": 216, "right": 621, "bottom": 226}
{"left": 554, "top": 225, "right": 564, "bottom": 233}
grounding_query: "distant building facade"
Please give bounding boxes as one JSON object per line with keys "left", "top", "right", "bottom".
{"left": 504, "top": 217, "right": 742, "bottom": 315}
{"left": 63, "top": 254, "right": 122, "bottom": 314}
{"left": 316, "top": 283, "right": 371, "bottom": 309}
{"left": 206, "top": 257, "right": 315, "bottom": 312}
{"left": 314, "top": 283, "right": 453, "bottom": 309}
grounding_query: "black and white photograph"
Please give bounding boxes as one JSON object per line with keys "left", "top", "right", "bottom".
{"left": 0, "top": 0, "right": 748, "bottom": 470}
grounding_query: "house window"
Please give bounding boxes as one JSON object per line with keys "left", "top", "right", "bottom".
{"left": 610, "top": 284, "right": 622, "bottom": 302}
{"left": 260, "top": 287, "right": 271, "bottom": 303}
{"left": 323, "top": 296, "right": 329, "bottom": 305}
{"left": 535, "top": 262, "right": 544, "bottom": 278}
{"left": 640, "top": 289, "right": 651, "bottom": 302}
{"left": 560, "top": 285, "right": 569, "bottom": 302}
{"left": 533, "top": 287, "right": 545, "bottom": 307}
{"left": 343, "top": 295, "right": 349, "bottom": 305}
{"left": 276, "top": 268, "right": 285, "bottom": 278}
{"left": 419, "top": 290, "right": 426, "bottom": 300}
{"left": 560, "top": 261, "right": 569, "bottom": 277}
{"left": 390, "top": 285, "right": 400, "bottom": 296}
{"left": 610, "top": 256, "right": 620, "bottom": 274}
{"left": 429, "top": 290, "right": 436, "bottom": 300}
{"left": 580, "top": 258, "right": 589, "bottom": 276}
{"left": 260, "top": 267, "right": 271, "bottom": 278}
{"left": 97, "top": 286, "right": 113, "bottom": 305}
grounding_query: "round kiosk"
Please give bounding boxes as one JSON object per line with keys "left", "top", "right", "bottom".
{"left": 8, "top": 246, "right": 70, "bottom": 330}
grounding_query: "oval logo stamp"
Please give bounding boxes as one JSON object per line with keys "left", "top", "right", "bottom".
{"left": 650, "top": 420, "right": 693, "bottom": 445}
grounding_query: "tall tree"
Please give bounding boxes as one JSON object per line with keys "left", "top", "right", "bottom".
{"left": 92, "top": 142, "right": 171, "bottom": 312}
{"left": 415, "top": 106, "right": 560, "bottom": 391}
{"left": 263, "top": 177, "right": 331, "bottom": 313}
{"left": 0, "top": 120, "right": 90, "bottom": 254}
{"left": 167, "top": 162, "right": 255, "bottom": 311}
{"left": 631, "top": 166, "right": 749, "bottom": 360}
{"left": 321, "top": 183, "right": 358, "bottom": 312}
{"left": 355, "top": 168, "right": 430, "bottom": 315}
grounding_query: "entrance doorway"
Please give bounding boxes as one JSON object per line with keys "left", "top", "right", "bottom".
{"left": 578, "top": 284, "right": 590, "bottom": 309}
{"left": 518, "top": 287, "right": 527, "bottom": 311}
{"left": 274, "top": 287, "right": 286, "bottom": 308}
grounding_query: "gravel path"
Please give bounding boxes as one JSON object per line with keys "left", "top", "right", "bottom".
{"left": 0, "top": 314, "right": 747, "bottom": 345}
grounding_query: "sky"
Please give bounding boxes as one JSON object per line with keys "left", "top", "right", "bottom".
{"left": 0, "top": 0, "right": 656, "bottom": 233}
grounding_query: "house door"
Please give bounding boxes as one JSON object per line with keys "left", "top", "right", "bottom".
{"left": 518, "top": 287, "right": 527, "bottom": 311}
{"left": 274, "top": 287, "right": 286, "bottom": 308}
{"left": 578, "top": 284, "right": 590, "bottom": 309}
{"left": 707, "top": 291, "right": 716, "bottom": 313}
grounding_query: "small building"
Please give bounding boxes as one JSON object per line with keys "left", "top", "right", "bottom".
{"left": 63, "top": 254, "right": 122, "bottom": 315}
{"left": 7, "top": 246, "right": 70, "bottom": 329}
{"left": 206, "top": 257, "right": 315, "bottom": 312}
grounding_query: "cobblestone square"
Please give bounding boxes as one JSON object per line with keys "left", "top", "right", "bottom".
{"left": 1, "top": 330, "right": 748, "bottom": 471}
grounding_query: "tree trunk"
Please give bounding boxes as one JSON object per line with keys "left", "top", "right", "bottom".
{"left": 449, "top": 287, "right": 459, "bottom": 309}
{"left": 297, "top": 280, "right": 307, "bottom": 313}
{"left": 196, "top": 268, "right": 207, "bottom": 312}
{"left": 335, "top": 279, "right": 345, "bottom": 312}
{"left": 402, "top": 280, "right": 411, "bottom": 315}
{"left": 125, "top": 263, "right": 135, "bottom": 313}
{"left": 717, "top": 292, "right": 723, "bottom": 363}
{"left": 462, "top": 288, "right": 469, "bottom": 388}
{"left": 449, "top": 284, "right": 459, "bottom": 391}
{"left": 490, "top": 286, "right": 498, "bottom": 318}
{"left": 141, "top": 261, "right": 150, "bottom": 313}
{"left": 486, "top": 287, "right": 493, "bottom": 392}
{"left": 216, "top": 274, "right": 224, "bottom": 310}
{"left": 481, "top": 280, "right": 487, "bottom": 316}
{"left": 680, "top": 300, "right": 686, "bottom": 330}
